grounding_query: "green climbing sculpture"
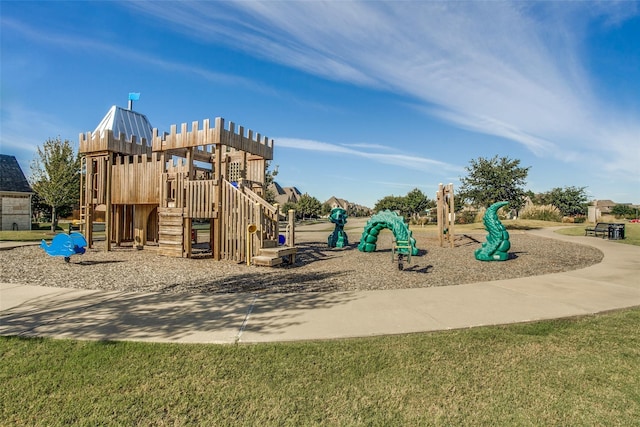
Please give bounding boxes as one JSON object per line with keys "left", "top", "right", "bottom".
{"left": 358, "top": 210, "right": 419, "bottom": 256}
{"left": 328, "top": 207, "right": 349, "bottom": 248}
{"left": 475, "top": 201, "right": 511, "bottom": 261}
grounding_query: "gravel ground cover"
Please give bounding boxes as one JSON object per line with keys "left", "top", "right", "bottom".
{"left": 1, "top": 228, "right": 603, "bottom": 294}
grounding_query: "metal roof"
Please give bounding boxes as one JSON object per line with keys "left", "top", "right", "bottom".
{"left": 93, "top": 105, "right": 154, "bottom": 145}
{"left": 0, "top": 154, "right": 32, "bottom": 193}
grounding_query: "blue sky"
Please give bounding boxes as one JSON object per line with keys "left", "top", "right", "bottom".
{"left": 2, "top": 1, "right": 639, "bottom": 208}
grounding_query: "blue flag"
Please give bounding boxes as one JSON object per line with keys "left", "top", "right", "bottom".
{"left": 128, "top": 92, "right": 141, "bottom": 101}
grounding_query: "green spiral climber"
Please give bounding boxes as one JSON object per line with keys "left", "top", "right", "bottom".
{"left": 475, "top": 201, "right": 511, "bottom": 261}
{"left": 358, "top": 210, "right": 419, "bottom": 256}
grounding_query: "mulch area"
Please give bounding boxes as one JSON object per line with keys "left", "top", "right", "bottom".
{"left": 0, "top": 229, "right": 603, "bottom": 294}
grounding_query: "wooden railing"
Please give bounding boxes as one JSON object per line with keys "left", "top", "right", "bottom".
{"left": 240, "top": 182, "right": 278, "bottom": 215}
{"left": 186, "top": 180, "right": 217, "bottom": 218}
{"left": 219, "top": 179, "right": 280, "bottom": 262}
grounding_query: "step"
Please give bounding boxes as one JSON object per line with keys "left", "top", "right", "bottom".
{"left": 258, "top": 247, "right": 297, "bottom": 258}
{"left": 252, "top": 255, "right": 283, "bottom": 267}
{"left": 158, "top": 229, "right": 184, "bottom": 236}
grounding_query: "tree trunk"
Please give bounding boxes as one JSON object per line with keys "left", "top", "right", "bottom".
{"left": 51, "top": 206, "right": 57, "bottom": 232}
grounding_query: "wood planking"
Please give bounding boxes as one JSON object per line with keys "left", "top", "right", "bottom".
{"left": 80, "top": 130, "right": 152, "bottom": 156}
{"left": 151, "top": 117, "right": 274, "bottom": 160}
{"left": 186, "top": 180, "right": 216, "bottom": 218}
{"left": 158, "top": 207, "right": 184, "bottom": 257}
{"left": 111, "top": 154, "right": 162, "bottom": 205}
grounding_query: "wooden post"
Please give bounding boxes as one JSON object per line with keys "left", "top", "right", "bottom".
{"left": 255, "top": 202, "right": 263, "bottom": 250}
{"left": 184, "top": 147, "right": 193, "bottom": 258}
{"left": 288, "top": 209, "right": 296, "bottom": 248}
{"left": 114, "top": 205, "right": 123, "bottom": 246}
{"left": 436, "top": 183, "right": 455, "bottom": 248}
{"left": 85, "top": 158, "right": 94, "bottom": 248}
{"left": 213, "top": 143, "right": 222, "bottom": 260}
{"left": 79, "top": 156, "right": 85, "bottom": 234}
{"left": 437, "top": 183, "right": 444, "bottom": 247}
{"left": 447, "top": 183, "right": 455, "bottom": 248}
{"left": 105, "top": 154, "right": 112, "bottom": 251}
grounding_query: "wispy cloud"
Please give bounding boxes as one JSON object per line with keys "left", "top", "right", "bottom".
{"left": 0, "top": 16, "right": 269, "bottom": 93}
{"left": 127, "top": 1, "right": 640, "bottom": 174}
{"left": 277, "top": 137, "right": 461, "bottom": 173}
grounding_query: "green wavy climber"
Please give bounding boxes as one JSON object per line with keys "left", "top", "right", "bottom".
{"left": 358, "top": 210, "right": 419, "bottom": 256}
{"left": 475, "top": 201, "right": 511, "bottom": 261}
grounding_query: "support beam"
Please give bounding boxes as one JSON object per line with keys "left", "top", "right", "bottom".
{"left": 105, "top": 155, "right": 112, "bottom": 251}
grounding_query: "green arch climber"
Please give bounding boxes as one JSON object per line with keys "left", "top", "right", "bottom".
{"left": 358, "top": 210, "right": 419, "bottom": 256}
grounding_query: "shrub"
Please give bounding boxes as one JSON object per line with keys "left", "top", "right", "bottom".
{"left": 456, "top": 210, "right": 477, "bottom": 224}
{"left": 519, "top": 204, "right": 562, "bottom": 222}
{"left": 409, "top": 217, "right": 430, "bottom": 226}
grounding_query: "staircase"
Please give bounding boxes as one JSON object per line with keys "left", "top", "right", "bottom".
{"left": 158, "top": 207, "right": 184, "bottom": 257}
{"left": 252, "top": 243, "right": 297, "bottom": 266}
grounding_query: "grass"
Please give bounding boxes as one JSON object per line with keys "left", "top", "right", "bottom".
{"left": 2, "top": 308, "right": 639, "bottom": 425}
{"left": 0, "top": 222, "right": 105, "bottom": 242}
{"left": 556, "top": 222, "right": 640, "bottom": 246}
{"left": 0, "top": 229, "right": 59, "bottom": 241}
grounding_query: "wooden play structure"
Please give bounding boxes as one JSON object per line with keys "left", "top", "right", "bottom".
{"left": 78, "top": 110, "right": 296, "bottom": 266}
{"left": 436, "top": 183, "right": 455, "bottom": 248}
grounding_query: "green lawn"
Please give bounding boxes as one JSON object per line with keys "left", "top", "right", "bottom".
{"left": 2, "top": 308, "right": 639, "bottom": 425}
{"left": 0, "top": 223, "right": 104, "bottom": 242}
{"left": 556, "top": 222, "right": 640, "bottom": 246}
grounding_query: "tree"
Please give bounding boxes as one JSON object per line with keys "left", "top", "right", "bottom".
{"left": 539, "top": 186, "right": 588, "bottom": 217}
{"left": 30, "top": 137, "right": 81, "bottom": 231}
{"left": 280, "top": 201, "right": 297, "bottom": 217}
{"left": 611, "top": 204, "right": 634, "bottom": 218}
{"left": 404, "top": 188, "right": 432, "bottom": 219}
{"left": 263, "top": 162, "right": 279, "bottom": 204}
{"left": 373, "top": 195, "right": 405, "bottom": 214}
{"left": 31, "top": 192, "right": 51, "bottom": 222}
{"left": 458, "top": 155, "right": 530, "bottom": 211}
{"left": 321, "top": 202, "right": 333, "bottom": 217}
{"left": 373, "top": 190, "right": 434, "bottom": 220}
{"left": 296, "top": 193, "right": 322, "bottom": 219}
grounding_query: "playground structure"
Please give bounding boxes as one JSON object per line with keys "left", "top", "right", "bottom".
{"left": 40, "top": 232, "right": 87, "bottom": 263}
{"left": 358, "top": 210, "right": 419, "bottom": 270}
{"left": 79, "top": 109, "right": 295, "bottom": 265}
{"left": 327, "top": 207, "right": 348, "bottom": 248}
{"left": 436, "top": 183, "right": 455, "bottom": 248}
{"left": 475, "top": 201, "right": 511, "bottom": 261}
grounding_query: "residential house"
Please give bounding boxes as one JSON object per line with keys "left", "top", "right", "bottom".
{"left": 0, "top": 154, "right": 33, "bottom": 230}
{"left": 268, "top": 182, "right": 301, "bottom": 206}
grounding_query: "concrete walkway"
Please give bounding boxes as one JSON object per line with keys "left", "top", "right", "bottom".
{"left": 1, "top": 228, "right": 639, "bottom": 344}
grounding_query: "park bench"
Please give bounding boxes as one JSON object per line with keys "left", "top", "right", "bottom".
{"left": 585, "top": 222, "right": 610, "bottom": 238}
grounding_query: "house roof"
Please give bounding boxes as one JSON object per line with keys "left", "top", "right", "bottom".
{"left": 0, "top": 155, "right": 32, "bottom": 193}
{"left": 268, "top": 182, "right": 301, "bottom": 205}
{"left": 94, "top": 105, "right": 154, "bottom": 144}
{"left": 594, "top": 200, "right": 617, "bottom": 207}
